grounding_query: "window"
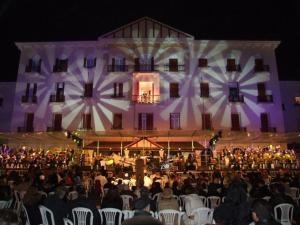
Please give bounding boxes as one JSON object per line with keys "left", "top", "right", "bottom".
{"left": 0, "top": 97, "right": 3, "bottom": 107}
{"left": 170, "top": 83, "right": 179, "bottom": 98}
{"left": 169, "top": 58, "right": 178, "bottom": 72}
{"left": 254, "top": 58, "right": 269, "bottom": 72}
{"left": 200, "top": 82, "right": 209, "bottom": 97}
{"left": 138, "top": 113, "right": 153, "bottom": 130}
{"left": 84, "top": 58, "right": 96, "bottom": 69}
{"left": 82, "top": 113, "right": 92, "bottom": 130}
{"left": 198, "top": 58, "right": 208, "bottom": 67}
{"left": 170, "top": 113, "right": 180, "bottom": 129}
{"left": 231, "top": 113, "right": 241, "bottom": 131}
{"left": 226, "top": 59, "right": 241, "bottom": 72}
{"left": 295, "top": 96, "right": 300, "bottom": 105}
{"left": 53, "top": 58, "right": 68, "bottom": 72}
{"left": 53, "top": 114, "right": 62, "bottom": 131}
{"left": 112, "top": 83, "right": 124, "bottom": 97}
{"left": 113, "top": 113, "right": 122, "bottom": 129}
{"left": 84, "top": 83, "right": 93, "bottom": 98}
{"left": 25, "top": 113, "right": 34, "bottom": 132}
{"left": 202, "top": 113, "right": 212, "bottom": 130}
{"left": 22, "top": 83, "right": 37, "bottom": 103}
{"left": 50, "top": 83, "right": 65, "bottom": 102}
{"left": 228, "top": 82, "right": 243, "bottom": 102}
{"left": 257, "top": 83, "right": 273, "bottom": 102}
{"left": 134, "top": 56, "right": 155, "bottom": 71}
{"left": 260, "top": 113, "right": 269, "bottom": 132}
{"left": 25, "top": 58, "right": 41, "bottom": 73}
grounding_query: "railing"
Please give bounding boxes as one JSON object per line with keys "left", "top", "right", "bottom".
{"left": 132, "top": 95, "right": 160, "bottom": 103}
{"left": 17, "top": 126, "right": 34, "bottom": 132}
{"left": 255, "top": 65, "right": 270, "bottom": 72}
{"left": 21, "top": 96, "right": 37, "bottom": 103}
{"left": 49, "top": 95, "right": 65, "bottom": 103}
{"left": 25, "top": 65, "right": 41, "bottom": 73}
{"left": 261, "top": 127, "right": 277, "bottom": 133}
{"left": 228, "top": 95, "right": 244, "bottom": 103}
{"left": 133, "top": 64, "right": 158, "bottom": 72}
{"left": 226, "top": 64, "right": 242, "bottom": 72}
{"left": 164, "top": 65, "right": 185, "bottom": 72}
{"left": 47, "top": 126, "right": 62, "bottom": 132}
{"left": 257, "top": 95, "right": 273, "bottom": 103}
{"left": 53, "top": 65, "right": 67, "bottom": 73}
{"left": 107, "top": 65, "right": 129, "bottom": 72}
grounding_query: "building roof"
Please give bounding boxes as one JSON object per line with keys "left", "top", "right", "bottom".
{"left": 98, "top": 16, "right": 194, "bottom": 39}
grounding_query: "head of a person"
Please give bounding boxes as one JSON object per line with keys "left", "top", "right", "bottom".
{"left": 161, "top": 188, "right": 173, "bottom": 199}
{"left": 134, "top": 198, "right": 150, "bottom": 211}
{"left": 121, "top": 215, "right": 163, "bottom": 225}
{"left": 140, "top": 187, "right": 150, "bottom": 199}
{"left": 251, "top": 199, "right": 273, "bottom": 224}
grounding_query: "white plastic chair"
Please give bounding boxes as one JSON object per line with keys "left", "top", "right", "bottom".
{"left": 120, "top": 195, "right": 133, "bottom": 210}
{"left": 262, "top": 196, "right": 271, "bottom": 202}
{"left": 158, "top": 209, "right": 183, "bottom": 225}
{"left": 0, "top": 200, "right": 12, "bottom": 209}
{"left": 221, "top": 196, "right": 226, "bottom": 203}
{"left": 274, "top": 203, "right": 293, "bottom": 225}
{"left": 179, "top": 195, "right": 186, "bottom": 209}
{"left": 72, "top": 207, "right": 94, "bottom": 225}
{"left": 206, "top": 196, "right": 221, "bottom": 209}
{"left": 63, "top": 218, "right": 74, "bottom": 225}
{"left": 150, "top": 210, "right": 158, "bottom": 219}
{"left": 190, "top": 207, "right": 214, "bottom": 225}
{"left": 122, "top": 210, "right": 134, "bottom": 220}
{"left": 39, "top": 205, "right": 55, "bottom": 225}
{"left": 98, "top": 208, "right": 122, "bottom": 225}
{"left": 198, "top": 196, "right": 207, "bottom": 206}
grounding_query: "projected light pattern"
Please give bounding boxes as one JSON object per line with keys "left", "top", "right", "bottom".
{"left": 12, "top": 17, "right": 284, "bottom": 134}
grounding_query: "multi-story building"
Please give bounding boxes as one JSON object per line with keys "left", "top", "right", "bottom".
{"left": 4, "top": 17, "right": 297, "bottom": 151}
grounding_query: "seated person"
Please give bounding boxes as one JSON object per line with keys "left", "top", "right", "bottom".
{"left": 157, "top": 188, "right": 179, "bottom": 211}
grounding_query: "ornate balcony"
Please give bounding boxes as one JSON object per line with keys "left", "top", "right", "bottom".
{"left": 49, "top": 95, "right": 65, "bottom": 103}
{"left": 134, "top": 64, "right": 158, "bottom": 72}
{"left": 164, "top": 64, "right": 185, "bottom": 72}
{"left": 229, "top": 95, "right": 244, "bottom": 103}
{"left": 132, "top": 95, "right": 160, "bottom": 103}
{"left": 107, "top": 65, "right": 128, "bottom": 72}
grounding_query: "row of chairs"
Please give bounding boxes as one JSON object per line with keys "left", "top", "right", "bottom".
{"left": 25, "top": 205, "right": 215, "bottom": 225}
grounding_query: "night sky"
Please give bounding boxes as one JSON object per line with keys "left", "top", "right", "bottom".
{"left": 0, "top": 0, "right": 299, "bottom": 81}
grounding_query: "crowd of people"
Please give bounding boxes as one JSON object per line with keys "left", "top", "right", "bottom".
{"left": 0, "top": 162, "right": 300, "bottom": 225}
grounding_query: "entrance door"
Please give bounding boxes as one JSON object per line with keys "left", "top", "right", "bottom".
{"left": 260, "top": 113, "right": 269, "bottom": 132}
{"left": 231, "top": 113, "right": 240, "bottom": 131}
{"left": 54, "top": 114, "right": 62, "bottom": 131}
{"left": 26, "top": 113, "right": 34, "bottom": 132}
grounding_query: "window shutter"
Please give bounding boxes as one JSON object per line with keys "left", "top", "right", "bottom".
{"left": 138, "top": 113, "right": 142, "bottom": 130}
{"left": 169, "top": 58, "right": 178, "bottom": 72}
{"left": 25, "top": 83, "right": 30, "bottom": 96}
{"left": 54, "top": 114, "right": 62, "bottom": 131}
{"left": 134, "top": 58, "right": 140, "bottom": 71}
{"left": 113, "top": 83, "right": 117, "bottom": 97}
{"left": 113, "top": 114, "right": 122, "bottom": 129}
{"left": 146, "top": 113, "right": 153, "bottom": 130}
{"left": 200, "top": 83, "right": 209, "bottom": 97}
{"left": 151, "top": 57, "right": 154, "bottom": 70}
{"left": 32, "top": 83, "right": 37, "bottom": 96}
{"left": 38, "top": 59, "right": 42, "bottom": 73}
{"left": 118, "top": 83, "right": 123, "bottom": 97}
{"left": 255, "top": 59, "right": 264, "bottom": 72}
{"left": 86, "top": 114, "right": 92, "bottom": 129}
{"left": 227, "top": 59, "right": 236, "bottom": 71}
{"left": 170, "top": 83, "right": 179, "bottom": 98}
{"left": 199, "top": 58, "right": 208, "bottom": 67}
{"left": 93, "top": 58, "right": 97, "bottom": 67}
{"left": 83, "top": 58, "right": 87, "bottom": 67}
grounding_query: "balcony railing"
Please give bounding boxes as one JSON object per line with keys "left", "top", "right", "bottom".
{"left": 21, "top": 95, "right": 37, "bottom": 104}
{"left": 107, "top": 65, "right": 129, "bottom": 72}
{"left": 255, "top": 65, "right": 270, "bottom": 72}
{"left": 257, "top": 95, "right": 273, "bottom": 103}
{"left": 25, "top": 65, "right": 41, "bottom": 73}
{"left": 229, "top": 95, "right": 244, "bottom": 103}
{"left": 132, "top": 95, "right": 160, "bottom": 103}
{"left": 47, "top": 126, "right": 62, "bottom": 132}
{"left": 261, "top": 127, "right": 277, "bottom": 133}
{"left": 226, "top": 64, "right": 242, "bottom": 72}
{"left": 17, "top": 126, "right": 34, "bottom": 132}
{"left": 53, "top": 65, "right": 68, "bottom": 73}
{"left": 134, "top": 64, "right": 158, "bottom": 72}
{"left": 49, "top": 95, "right": 65, "bottom": 103}
{"left": 164, "top": 65, "right": 185, "bottom": 72}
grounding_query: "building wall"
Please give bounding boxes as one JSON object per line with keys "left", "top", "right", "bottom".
{"left": 11, "top": 19, "right": 285, "bottom": 135}
{"left": 0, "top": 82, "right": 16, "bottom": 132}
{"left": 280, "top": 81, "right": 300, "bottom": 132}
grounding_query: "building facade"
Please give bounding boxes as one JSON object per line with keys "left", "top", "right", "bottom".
{"left": 0, "top": 82, "right": 16, "bottom": 132}
{"left": 8, "top": 17, "right": 290, "bottom": 148}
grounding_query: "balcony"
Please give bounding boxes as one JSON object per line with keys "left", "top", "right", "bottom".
{"left": 255, "top": 65, "right": 270, "bottom": 73}
{"left": 257, "top": 95, "right": 273, "bottom": 103}
{"left": 53, "top": 65, "right": 68, "bottom": 73}
{"left": 21, "top": 96, "right": 37, "bottom": 104}
{"left": 226, "top": 64, "right": 242, "bottom": 72}
{"left": 107, "top": 65, "right": 128, "bottom": 72}
{"left": 261, "top": 127, "right": 277, "bottom": 133}
{"left": 134, "top": 64, "right": 158, "bottom": 72}
{"left": 49, "top": 95, "right": 65, "bottom": 103}
{"left": 164, "top": 65, "right": 185, "bottom": 72}
{"left": 25, "top": 65, "right": 41, "bottom": 73}
{"left": 47, "top": 126, "right": 62, "bottom": 132}
{"left": 17, "top": 126, "right": 34, "bottom": 132}
{"left": 132, "top": 95, "right": 160, "bottom": 103}
{"left": 229, "top": 95, "right": 244, "bottom": 103}
{"left": 231, "top": 127, "right": 247, "bottom": 132}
